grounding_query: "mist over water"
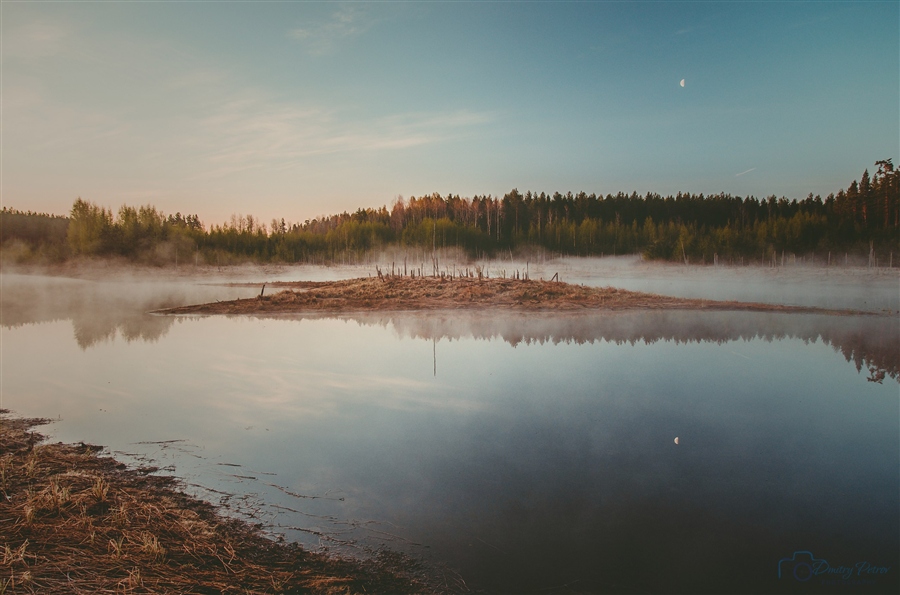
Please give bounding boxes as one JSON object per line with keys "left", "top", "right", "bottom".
{"left": 0, "top": 271, "right": 257, "bottom": 347}
{"left": 262, "top": 254, "right": 900, "bottom": 311}
{"left": 549, "top": 256, "right": 900, "bottom": 311}
{"left": 4, "top": 266, "right": 894, "bottom": 380}
{"left": 1, "top": 261, "right": 897, "bottom": 594}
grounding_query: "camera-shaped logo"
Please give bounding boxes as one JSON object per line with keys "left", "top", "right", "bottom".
{"left": 778, "top": 550, "right": 826, "bottom": 582}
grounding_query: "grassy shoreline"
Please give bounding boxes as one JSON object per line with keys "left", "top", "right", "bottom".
{"left": 0, "top": 411, "right": 439, "bottom": 594}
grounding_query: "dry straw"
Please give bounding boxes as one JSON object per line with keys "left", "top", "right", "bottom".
{"left": 0, "top": 410, "right": 447, "bottom": 594}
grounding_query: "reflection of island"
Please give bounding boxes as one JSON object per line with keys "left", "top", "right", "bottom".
{"left": 304, "top": 310, "right": 900, "bottom": 384}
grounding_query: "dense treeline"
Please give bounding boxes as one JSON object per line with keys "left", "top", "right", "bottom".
{"left": 2, "top": 160, "right": 897, "bottom": 266}
{"left": 0, "top": 208, "right": 70, "bottom": 262}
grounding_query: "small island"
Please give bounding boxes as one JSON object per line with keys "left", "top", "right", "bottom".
{"left": 156, "top": 276, "right": 872, "bottom": 316}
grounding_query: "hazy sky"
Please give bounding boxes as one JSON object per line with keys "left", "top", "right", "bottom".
{"left": 2, "top": 1, "right": 897, "bottom": 226}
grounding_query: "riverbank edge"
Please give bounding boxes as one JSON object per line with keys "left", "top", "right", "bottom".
{"left": 0, "top": 410, "right": 445, "bottom": 594}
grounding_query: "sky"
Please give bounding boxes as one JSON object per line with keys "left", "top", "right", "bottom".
{"left": 2, "top": 0, "right": 898, "bottom": 227}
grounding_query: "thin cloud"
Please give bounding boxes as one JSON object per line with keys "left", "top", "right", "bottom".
{"left": 4, "top": 81, "right": 131, "bottom": 151}
{"left": 287, "top": 6, "right": 372, "bottom": 55}
{"left": 166, "top": 70, "right": 227, "bottom": 90}
{"left": 735, "top": 168, "right": 756, "bottom": 177}
{"left": 3, "top": 20, "right": 70, "bottom": 58}
{"left": 191, "top": 94, "right": 492, "bottom": 178}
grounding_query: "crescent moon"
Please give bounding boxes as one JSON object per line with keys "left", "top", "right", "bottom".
{"left": 674, "top": 437, "right": 679, "bottom": 445}
{"left": 680, "top": 79, "right": 685, "bottom": 87}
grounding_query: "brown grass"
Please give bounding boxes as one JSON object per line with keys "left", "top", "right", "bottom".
{"left": 157, "top": 276, "right": 867, "bottom": 316}
{"left": 0, "top": 411, "right": 443, "bottom": 594}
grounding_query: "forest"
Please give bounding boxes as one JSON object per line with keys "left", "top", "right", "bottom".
{"left": 2, "top": 160, "right": 897, "bottom": 267}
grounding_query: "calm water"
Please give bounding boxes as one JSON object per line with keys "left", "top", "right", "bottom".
{"left": 1, "top": 271, "right": 897, "bottom": 594}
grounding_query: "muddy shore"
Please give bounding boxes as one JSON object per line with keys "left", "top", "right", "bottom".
{"left": 156, "top": 276, "right": 878, "bottom": 316}
{"left": 0, "top": 411, "right": 440, "bottom": 594}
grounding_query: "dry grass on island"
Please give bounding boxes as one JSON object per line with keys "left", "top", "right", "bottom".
{"left": 158, "top": 275, "right": 868, "bottom": 316}
{"left": 0, "top": 411, "right": 440, "bottom": 594}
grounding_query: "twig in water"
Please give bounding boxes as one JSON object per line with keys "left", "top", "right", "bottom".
{"left": 265, "top": 483, "right": 345, "bottom": 501}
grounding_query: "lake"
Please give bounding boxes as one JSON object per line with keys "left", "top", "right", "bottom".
{"left": 1, "top": 264, "right": 897, "bottom": 594}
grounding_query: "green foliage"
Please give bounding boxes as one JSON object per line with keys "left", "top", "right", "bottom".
{"left": 3, "top": 160, "right": 897, "bottom": 266}
{"left": 67, "top": 198, "right": 113, "bottom": 255}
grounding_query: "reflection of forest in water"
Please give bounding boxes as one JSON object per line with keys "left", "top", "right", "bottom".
{"left": 328, "top": 310, "right": 900, "bottom": 384}
{"left": 0, "top": 275, "right": 250, "bottom": 349}
{"left": 1, "top": 275, "right": 896, "bottom": 382}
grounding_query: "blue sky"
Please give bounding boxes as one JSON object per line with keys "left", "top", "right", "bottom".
{"left": 2, "top": 1, "right": 897, "bottom": 226}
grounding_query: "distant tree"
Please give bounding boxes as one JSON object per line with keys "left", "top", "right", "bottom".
{"left": 859, "top": 169, "right": 872, "bottom": 228}
{"left": 875, "top": 159, "right": 898, "bottom": 229}
{"left": 67, "top": 198, "right": 112, "bottom": 255}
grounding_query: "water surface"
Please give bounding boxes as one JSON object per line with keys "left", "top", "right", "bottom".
{"left": 1, "top": 272, "right": 897, "bottom": 594}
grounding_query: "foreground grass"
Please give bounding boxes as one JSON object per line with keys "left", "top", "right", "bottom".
{"left": 0, "top": 411, "right": 437, "bottom": 594}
